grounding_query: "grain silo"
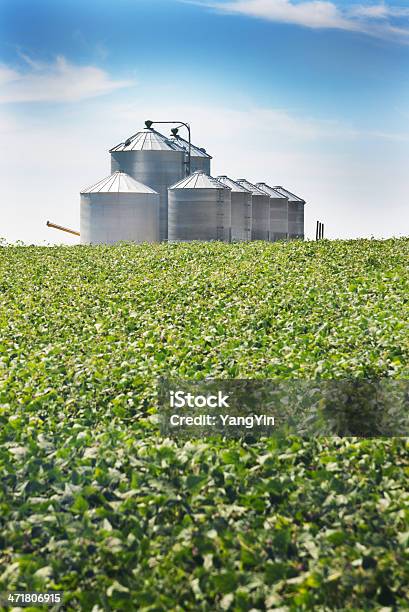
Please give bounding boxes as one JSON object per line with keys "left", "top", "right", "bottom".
{"left": 169, "top": 134, "right": 212, "bottom": 174}
{"left": 109, "top": 128, "right": 185, "bottom": 241}
{"left": 236, "top": 179, "right": 270, "bottom": 241}
{"left": 168, "top": 171, "right": 231, "bottom": 242}
{"left": 256, "top": 183, "right": 289, "bottom": 242}
{"left": 216, "top": 176, "right": 252, "bottom": 241}
{"left": 80, "top": 170, "right": 159, "bottom": 245}
{"left": 273, "top": 187, "right": 305, "bottom": 240}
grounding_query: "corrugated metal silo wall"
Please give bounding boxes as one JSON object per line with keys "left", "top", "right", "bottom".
{"left": 110, "top": 150, "right": 185, "bottom": 241}
{"left": 269, "top": 197, "right": 289, "bottom": 241}
{"left": 295, "top": 203, "right": 305, "bottom": 239}
{"left": 288, "top": 202, "right": 304, "bottom": 240}
{"left": 288, "top": 202, "right": 296, "bottom": 239}
{"left": 80, "top": 192, "right": 159, "bottom": 245}
{"left": 168, "top": 187, "right": 231, "bottom": 242}
{"left": 251, "top": 194, "right": 270, "bottom": 241}
{"left": 231, "top": 191, "right": 252, "bottom": 241}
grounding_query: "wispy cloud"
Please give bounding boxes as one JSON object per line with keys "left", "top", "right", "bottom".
{"left": 0, "top": 55, "right": 133, "bottom": 104}
{"left": 188, "top": 0, "right": 409, "bottom": 40}
{"left": 351, "top": 3, "right": 409, "bottom": 19}
{"left": 203, "top": 0, "right": 359, "bottom": 31}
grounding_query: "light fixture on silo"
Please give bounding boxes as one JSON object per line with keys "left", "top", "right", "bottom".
{"left": 145, "top": 119, "right": 192, "bottom": 176}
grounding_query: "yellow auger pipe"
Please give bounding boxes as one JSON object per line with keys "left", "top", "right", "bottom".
{"left": 46, "top": 221, "right": 80, "bottom": 236}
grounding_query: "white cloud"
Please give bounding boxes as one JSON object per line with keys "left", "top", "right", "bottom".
{"left": 0, "top": 65, "right": 20, "bottom": 86}
{"left": 189, "top": 0, "right": 409, "bottom": 39}
{"left": 0, "top": 55, "right": 133, "bottom": 104}
{"left": 351, "top": 4, "right": 390, "bottom": 19}
{"left": 351, "top": 3, "right": 409, "bottom": 19}
{"left": 206, "top": 0, "right": 358, "bottom": 30}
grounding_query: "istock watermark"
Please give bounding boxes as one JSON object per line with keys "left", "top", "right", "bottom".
{"left": 158, "top": 378, "right": 409, "bottom": 438}
{"left": 170, "top": 390, "right": 230, "bottom": 409}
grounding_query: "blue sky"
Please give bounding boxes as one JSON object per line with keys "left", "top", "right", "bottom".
{"left": 1, "top": 0, "right": 409, "bottom": 242}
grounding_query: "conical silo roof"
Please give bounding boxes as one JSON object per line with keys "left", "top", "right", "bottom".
{"left": 273, "top": 186, "right": 306, "bottom": 203}
{"left": 217, "top": 176, "right": 251, "bottom": 193}
{"left": 256, "top": 183, "right": 288, "bottom": 199}
{"left": 81, "top": 170, "right": 158, "bottom": 194}
{"left": 169, "top": 135, "right": 212, "bottom": 159}
{"left": 236, "top": 179, "right": 267, "bottom": 196}
{"left": 169, "top": 171, "right": 229, "bottom": 190}
{"left": 109, "top": 128, "right": 183, "bottom": 152}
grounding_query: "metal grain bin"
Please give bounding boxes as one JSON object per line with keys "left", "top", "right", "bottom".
{"left": 256, "top": 183, "right": 288, "bottom": 242}
{"left": 273, "top": 186, "right": 305, "bottom": 240}
{"left": 80, "top": 171, "right": 159, "bottom": 245}
{"left": 236, "top": 179, "right": 270, "bottom": 241}
{"left": 169, "top": 134, "right": 212, "bottom": 175}
{"left": 168, "top": 171, "right": 231, "bottom": 242}
{"left": 109, "top": 128, "right": 185, "bottom": 241}
{"left": 216, "top": 175, "right": 252, "bottom": 241}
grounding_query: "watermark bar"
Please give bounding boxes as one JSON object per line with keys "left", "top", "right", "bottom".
{"left": 158, "top": 379, "right": 409, "bottom": 438}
